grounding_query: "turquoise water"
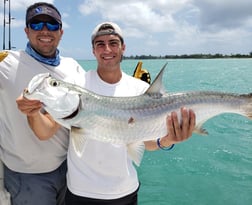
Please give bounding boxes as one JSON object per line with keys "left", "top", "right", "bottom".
{"left": 78, "top": 59, "right": 252, "bottom": 205}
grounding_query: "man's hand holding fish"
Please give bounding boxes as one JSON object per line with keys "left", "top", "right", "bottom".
{"left": 16, "top": 94, "right": 42, "bottom": 117}
{"left": 144, "top": 107, "right": 195, "bottom": 151}
{"left": 16, "top": 94, "right": 61, "bottom": 140}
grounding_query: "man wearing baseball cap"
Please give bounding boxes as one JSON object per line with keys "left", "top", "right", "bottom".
{"left": 65, "top": 21, "right": 196, "bottom": 204}
{"left": 0, "top": 2, "right": 85, "bottom": 205}
{"left": 91, "top": 22, "right": 124, "bottom": 44}
{"left": 26, "top": 2, "right": 62, "bottom": 26}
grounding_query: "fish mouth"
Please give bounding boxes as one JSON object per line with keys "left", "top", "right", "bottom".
{"left": 28, "top": 73, "right": 51, "bottom": 94}
{"left": 23, "top": 88, "right": 29, "bottom": 96}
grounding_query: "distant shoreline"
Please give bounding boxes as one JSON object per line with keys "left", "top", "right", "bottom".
{"left": 77, "top": 54, "right": 252, "bottom": 61}
{"left": 123, "top": 53, "right": 252, "bottom": 60}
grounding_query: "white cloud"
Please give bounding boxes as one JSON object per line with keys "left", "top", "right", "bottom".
{"left": 77, "top": 0, "right": 252, "bottom": 55}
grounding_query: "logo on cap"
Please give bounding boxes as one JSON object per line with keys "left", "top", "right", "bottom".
{"left": 34, "top": 7, "right": 43, "bottom": 14}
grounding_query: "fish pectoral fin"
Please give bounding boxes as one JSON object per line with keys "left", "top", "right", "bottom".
{"left": 193, "top": 122, "right": 209, "bottom": 136}
{"left": 127, "top": 141, "right": 145, "bottom": 166}
{"left": 70, "top": 126, "right": 87, "bottom": 157}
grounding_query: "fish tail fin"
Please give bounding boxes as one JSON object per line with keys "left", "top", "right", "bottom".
{"left": 193, "top": 125, "right": 209, "bottom": 135}
{"left": 241, "top": 93, "right": 252, "bottom": 120}
{"left": 70, "top": 127, "right": 87, "bottom": 157}
{"left": 127, "top": 141, "right": 145, "bottom": 166}
{"left": 193, "top": 121, "right": 209, "bottom": 136}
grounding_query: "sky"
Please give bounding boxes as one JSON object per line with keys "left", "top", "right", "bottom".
{"left": 0, "top": 0, "right": 252, "bottom": 60}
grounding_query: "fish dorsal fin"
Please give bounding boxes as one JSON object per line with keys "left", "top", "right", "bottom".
{"left": 145, "top": 62, "right": 167, "bottom": 95}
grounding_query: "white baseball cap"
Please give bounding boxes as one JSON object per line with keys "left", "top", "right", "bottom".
{"left": 91, "top": 22, "right": 124, "bottom": 44}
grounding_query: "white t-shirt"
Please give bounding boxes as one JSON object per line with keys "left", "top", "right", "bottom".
{"left": 67, "top": 69, "right": 149, "bottom": 199}
{"left": 0, "top": 50, "right": 86, "bottom": 173}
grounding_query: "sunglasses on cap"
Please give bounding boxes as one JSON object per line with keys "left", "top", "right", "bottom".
{"left": 28, "top": 22, "right": 61, "bottom": 31}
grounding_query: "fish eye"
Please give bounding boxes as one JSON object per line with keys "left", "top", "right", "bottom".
{"left": 50, "top": 80, "right": 60, "bottom": 87}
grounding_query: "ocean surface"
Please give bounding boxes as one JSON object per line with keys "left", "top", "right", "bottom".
{"left": 78, "top": 59, "right": 252, "bottom": 205}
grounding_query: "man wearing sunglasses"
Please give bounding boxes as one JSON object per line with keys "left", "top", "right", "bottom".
{"left": 0, "top": 2, "right": 85, "bottom": 205}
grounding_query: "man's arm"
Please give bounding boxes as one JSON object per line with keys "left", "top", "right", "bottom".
{"left": 144, "top": 107, "right": 196, "bottom": 151}
{"left": 16, "top": 94, "right": 60, "bottom": 140}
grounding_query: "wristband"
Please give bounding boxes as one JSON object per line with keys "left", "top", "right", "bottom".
{"left": 157, "top": 138, "right": 175, "bottom": 151}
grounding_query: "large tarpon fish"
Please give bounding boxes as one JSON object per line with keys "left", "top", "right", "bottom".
{"left": 23, "top": 64, "right": 252, "bottom": 165}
